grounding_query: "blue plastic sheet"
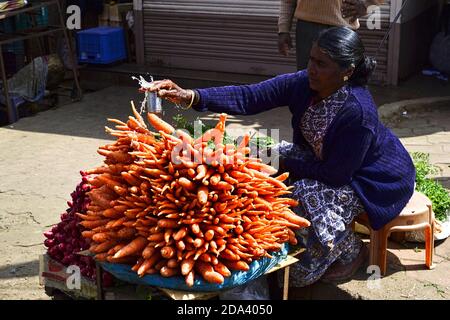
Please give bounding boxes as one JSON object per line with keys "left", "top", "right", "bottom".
{"left": 101, "top": 244, "right": 289, "bottom": 292}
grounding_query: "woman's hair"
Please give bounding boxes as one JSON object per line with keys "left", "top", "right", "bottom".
{"left": 315, "top": 27, "right": 377, "bottom": 86}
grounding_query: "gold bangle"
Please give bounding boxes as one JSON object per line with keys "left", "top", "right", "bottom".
{"left": 175, "top": 90, "right": 195, "bottom": 110}
{"left": 186, "top": 90, "right": 196, "bottom": 109}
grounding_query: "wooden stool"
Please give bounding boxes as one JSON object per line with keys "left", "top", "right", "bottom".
{"left": 353, "top": 191, "right": 435, "bottom": 275}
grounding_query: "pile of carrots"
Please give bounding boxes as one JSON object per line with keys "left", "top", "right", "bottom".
{"left": 79, "top": 105, "right": 310, "bottom": 286}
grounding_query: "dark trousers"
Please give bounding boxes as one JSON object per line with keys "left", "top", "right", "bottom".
{"left": 296, "top": 20, "right": 332, "bottom": 70}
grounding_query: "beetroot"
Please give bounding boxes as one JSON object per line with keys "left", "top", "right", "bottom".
{"left": 44, "top": 239, "right": 54, "bottom": 248}
{"left": 43, "top": 231, "right": 54, "bottom": 239}
{"left": 54, "top": 233, "right": 64, "bottom": 243}
{"left": 43, "top": 177, "right": 98, "bottom": 282}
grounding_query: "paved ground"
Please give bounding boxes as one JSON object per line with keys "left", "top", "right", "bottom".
{"left": 385, "top": 102, "right": 450, "bottom": 189}
{"left": 0, "top": 78, "right": 449, "bottom": 299}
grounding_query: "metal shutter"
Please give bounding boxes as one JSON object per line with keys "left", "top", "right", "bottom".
{"left": 357, "top": 0, "right": 392, "bottom": 84}
{"left": 143, "top": 0, "right": 296, "bottom": 76}
{"left": 143, "top": 0, "right": 391, "bottom": 83}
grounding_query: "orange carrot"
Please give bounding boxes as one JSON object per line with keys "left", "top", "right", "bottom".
{"left": 157, "top": 219, "right": 178, "bottom": 229}
{"left": 167, "top": 258, "right": 179, "bottom": 269}
{"left": 213, "top": 261, "right": 231, "bottom": 277}
{"left": 116, "top": 227, "right": 136, "bottom": 239}
{"left": 121, "top": 172, "right": 141, "bottom": 186}
{"left": 209, "top": 174, "right": 221, "bottom": 186}
{"left": 94, "top": 253, "right": 109, "bottom": 261}
{"left": 197, "top": 185, "right": 208, "bottom": 205}
{"left": 154, "top": 260, "right": 167, "bottom": 271}
{"left": 221, "top": 260, "right": 250, "bottom": 271}
{"left": 142, "top": 245, "right": 156, "bottom": 259}
{"left": 147, "top": 233, "right": 164, "bottom": 242}
{"left": 178, "top": 177, "right": 195, "bottom": 191}
{"left": 92, "top": 232, "right": 114, "bottom": 243}
{"left": 138, "top": 253, "right": 161, "bottom": 277}
{"left": 76, "top": 213, "right": 101, "bottom": 221}
{"left": 147, "top": 113, "right": 175, "bottom": 134}
{"left": 194, "top": 165, "right": 207, "bottom": 180}
{"left": 185, "top": 270, "right": 195, "bottom": 287}
{"left": 79, "top": 219, "right": 109, "bottom": 229}
{"left": 81, "top": 230, "right": 95, "bottom": 239}
{"left": 160, "top": 266, "right": 179, "bottom": 277}
{"left": 195, "top": 261, "right": 224, "bottom": 284}
{"left": 176, "top": 240, "right": 186, "bottom": 251}
{"left": 181, "top": 257, "right": 195, "bottom": 276}
{"left": 132, "top": 258, "right": 145, "bottom": 272}
{"left": 173, "top": 227, "right": 188, "bottom": 241}
{"left": 160, "top": 246, "right": 175, "bottom": 259}
{"left": 114, "top": 237, "right": 148, "bottom": 259}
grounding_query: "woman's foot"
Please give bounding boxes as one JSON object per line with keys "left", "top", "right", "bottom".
{"left": 321, "top": 245, "right": 369, "bottom": 282}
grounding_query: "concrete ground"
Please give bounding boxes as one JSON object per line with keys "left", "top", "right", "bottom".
{"left": 0, "top": 76, "right": 449, "bottom": 300}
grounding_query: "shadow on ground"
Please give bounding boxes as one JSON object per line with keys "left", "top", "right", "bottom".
{"left": 0, "top": 83, "right": 294, "bottom": 143}
{"left": 1, "top": 72, "right": 449, "bottom": 144}
{"left": 0, "top": 260, "right": 39, "bottom": 279}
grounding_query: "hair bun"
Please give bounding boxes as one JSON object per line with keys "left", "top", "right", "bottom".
{"left": 350, "top": 56, "right": 377, "bottom": 86}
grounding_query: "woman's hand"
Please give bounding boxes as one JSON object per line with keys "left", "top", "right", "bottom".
{"left": 277, "top": 155, "right": 287, "bottom": 174}
{"left": 342, "top": 0, "right": 369, "bottom": 23}
{"left": 144, "top": 79, "right": 194, "bottom": 107}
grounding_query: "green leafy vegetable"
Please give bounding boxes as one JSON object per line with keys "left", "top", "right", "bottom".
{"left": 172, "top": 114, "right": 276, "bottom": 150}
{"left": 411, "top": 152, "right": 450, "bottom": 222}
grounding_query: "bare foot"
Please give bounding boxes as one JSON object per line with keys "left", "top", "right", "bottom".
{"left": 321, "top": 245, "right": 368, "bottom": 282}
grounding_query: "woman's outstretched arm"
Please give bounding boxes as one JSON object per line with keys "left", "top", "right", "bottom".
{"left": 145, "top": 71, "right": 308, "bottom": 116}
{"left": 194, "top": 72, "right": 303, "bottom": 115}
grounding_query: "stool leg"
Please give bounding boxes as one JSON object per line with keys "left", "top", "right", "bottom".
{"left": 283, "top": 267, "right": 290, "bottom": 300}
{"left": 424, "top": 224, "right": 435, "bottom": 269}
{"left": 369, "top": 230, "right": 379, "bottom": 267}
{"left": 379, "top": 229, "right": 389, "bottom": 276}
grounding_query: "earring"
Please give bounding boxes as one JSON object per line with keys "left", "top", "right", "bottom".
{"left": 343, "top": 76, "right": 349, "bottom": 82}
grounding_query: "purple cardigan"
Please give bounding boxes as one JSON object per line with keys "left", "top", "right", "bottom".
{"left": 193, "top": 70, "right": 416, "bottom": 230}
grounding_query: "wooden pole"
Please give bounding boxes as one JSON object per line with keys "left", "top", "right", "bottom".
{"left": 283, "top": 266, "right": 290, "bottom": 300}
{"left": 134, "top": 0, "right": 145, "bottom": 65}
{"left": 0, "top": 44, "right": 17, "bottom": 123}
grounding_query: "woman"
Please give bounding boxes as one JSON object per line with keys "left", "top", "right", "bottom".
{"left": 146, "top": 27, "right": 416, "bottom": 287}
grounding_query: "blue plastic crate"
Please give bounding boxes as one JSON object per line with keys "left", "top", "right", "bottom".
{"left": 77, "top": 27, "right": 126, "bottom": 64}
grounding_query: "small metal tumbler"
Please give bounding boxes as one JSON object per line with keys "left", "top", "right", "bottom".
{"left": 146, "top": 90, "right": 162, "bottom": 114}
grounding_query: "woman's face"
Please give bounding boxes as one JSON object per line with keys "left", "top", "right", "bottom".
{"left": 307, "top": 43, "right": 349, "bottom": 96}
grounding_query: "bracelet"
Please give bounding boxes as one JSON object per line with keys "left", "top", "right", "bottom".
{"left": 186, "top": 90, "right": 196, "bottom": 109}
{"left": 176, "top": 90, "right": 196, "bottom": 110}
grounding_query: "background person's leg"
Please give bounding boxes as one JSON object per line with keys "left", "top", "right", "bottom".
{"left": 296, "top": 20, "right": 332, "bottom": 70}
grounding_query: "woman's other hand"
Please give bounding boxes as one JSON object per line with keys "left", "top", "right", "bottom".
{"left": 277, "top": 155, "right": 287, "bottom": 174}
{"left": 144, "top": 79, "right": 194, "bottom": 106}
{"left": 342, "top": 0, "right": 369, "bottom": 23}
